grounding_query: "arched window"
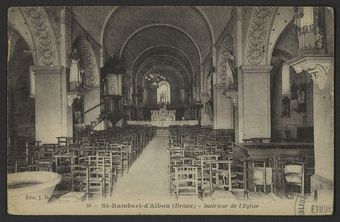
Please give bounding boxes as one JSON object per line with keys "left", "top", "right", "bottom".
{"left": 157, "top": 81, "right": 171, "bottom": 104}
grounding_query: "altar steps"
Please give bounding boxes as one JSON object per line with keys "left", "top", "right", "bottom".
{"left": 156, "top": 128, "right": 169, "bottom": 136}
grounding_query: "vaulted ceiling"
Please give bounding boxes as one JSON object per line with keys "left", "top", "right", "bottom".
{"left": 71, "top": 6, "right": 233, "bottom": 91}
{"left": 102, "top": 6, "right": 212, "bottom": 60}
{"left": 101, "top": 6, "right": 212, "bottom": 89}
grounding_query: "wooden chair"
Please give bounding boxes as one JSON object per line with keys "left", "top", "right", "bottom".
{"left": 277, "top": 154, "right": 305, "bottom": 197}
{"left": 109, "top": 144, "right": 125, "bottom": 177}
{"left": 53, "top": 151, "right": 77, "bottom": 190}
{"left": 87, "top": 165, "right": 105, "bottom": 199}
{"left": 121, "top": 143, "right": 131, "bottom": 173}
{"left": 70, "top": 164, "right": 88, "bottom": 193}
{"left": 56, "top": 164, "right": 89, "bottom": 202}
{"left": 283, "top": 162, "right": 305, "bottom": 197}
{"left": 199, "top": 154, "right": 219, "bottom": 197}
{"left": 251, "top": 159, "right": 274, "bottom": 193}
{"left": 174, "top": 166, "right": 199, "bottom": 198}
{"left": 96, "top": 150, "right": 116, "bottom": 197}
{"left": 57, "top": 137, "right": 74, "bottom": 147}
{"left": 215, "top": 160, "right": 234, "bottom": 191}
{"left": 96, "top": 139, "right": 108, "bottom": 150}
{"left": 27, "top": 144, "right": 57, "bottom": 171}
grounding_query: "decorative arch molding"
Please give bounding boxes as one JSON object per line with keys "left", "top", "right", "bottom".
{"left": 20, "top": 7, "right": 59, "bottom": 66}
{"left": 244, "top": 7, "right": 277, "bottom": 66}
{"left": 119, "top": 23, "right": 203, "bottom": 63}
{"left": 74, "top": 35, "right": 100, "bottom": 87}
{"left": 100, "top": 6, "right": 215, "bottom": 47}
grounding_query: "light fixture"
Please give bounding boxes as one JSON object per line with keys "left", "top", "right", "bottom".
{"left": 144, "top": 73, "right": 166, "bottom": 86}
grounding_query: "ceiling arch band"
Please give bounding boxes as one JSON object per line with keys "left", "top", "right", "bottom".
{"left": 119, "top": 23, "right": 203, "bottom": 64}
{"left": 134, "top": 54, "right": 192, "bottom": 87}
{"left": 131, "top": 45, "right": 194, "bottom": 78}
{"left": 100, "top": 6, "right": 215, "bottom": 48}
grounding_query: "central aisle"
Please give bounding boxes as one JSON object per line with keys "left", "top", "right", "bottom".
{"left": 110, "top": 135, "right": 170, "bottom": 201}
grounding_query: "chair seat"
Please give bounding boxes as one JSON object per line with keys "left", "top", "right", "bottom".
{"left": 36, "top": 160, "right": 54, "bottom": 164}
{"left": 89, "top": 177, "right": 104, "bottom": 182}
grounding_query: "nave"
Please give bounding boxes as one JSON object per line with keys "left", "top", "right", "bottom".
{"left": 7, "top": 6, "right": 334, "bottom": 215}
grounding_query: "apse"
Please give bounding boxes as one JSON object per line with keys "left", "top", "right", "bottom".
{"left": 101, "top": 7, "right": 213, "bottom": 113}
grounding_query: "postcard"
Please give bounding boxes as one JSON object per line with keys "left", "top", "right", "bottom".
{"left": 7, "top": 6, "right": 334, "bottom": 215}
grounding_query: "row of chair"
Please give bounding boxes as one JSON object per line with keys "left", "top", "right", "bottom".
{"left": 168, "top": 126, "right": 235, "bottom": 198}
{"left": 9, "top": 125, "right": 156, "bottom": 200}
{"left": 168, "top": 126, "right": 314, "bottom": 199}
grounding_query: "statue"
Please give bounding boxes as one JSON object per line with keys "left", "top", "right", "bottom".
{"left": 69, "top": 49, "right": 83, "bottom": 91}
{"left": 224, "top": 51, "right": 237, "bottom": 90}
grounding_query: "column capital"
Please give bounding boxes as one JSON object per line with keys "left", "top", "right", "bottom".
{"left": 286, "top": 54, "right": 333, "bottom": 90}
{"left": 240, "top": 65, "right": 272, "bottom": 74}
{"left": 30, "top": 65, "right": 64, "bottom": 75}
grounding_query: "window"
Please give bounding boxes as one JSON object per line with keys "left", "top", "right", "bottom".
{"left": 157, "top": 81, "right": 171, "bottom": 104}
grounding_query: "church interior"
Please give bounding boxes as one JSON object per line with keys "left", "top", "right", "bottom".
{"left": 7, "top": 6, "right": 334, "bottom": 211}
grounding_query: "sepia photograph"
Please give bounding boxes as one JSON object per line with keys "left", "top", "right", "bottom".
{"left": 6, "top": 5, "right": 334, "bottom": 215}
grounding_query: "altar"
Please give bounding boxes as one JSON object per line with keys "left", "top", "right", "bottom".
{"left": 128, "top": 105, "right": 198, "bottom": 127}
{"left": 151, "top": 104, "right": 175, "bottom": 121}
{"left": 127, "top": 120, "right": 198, "bottom": 127}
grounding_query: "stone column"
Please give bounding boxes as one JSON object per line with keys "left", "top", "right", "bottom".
{"left": 288, "top": 55, "right": 334, "bottom": 198}
{"left": 238, "top": 65, "right": 272, "bottom": 142}
{"left": 31, "top": 66, "right": 72, "bottom": 144}
{"left": 225, "top": 90, "right": 238, "bottom": 140}
{"left": 213, "top": 85, "right": 234, "bottom": 129}
{"left": 311, "top": 71, "right": 334, "bottom": 189}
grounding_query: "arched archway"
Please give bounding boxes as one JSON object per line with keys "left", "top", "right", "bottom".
{"left": 238, "top": 7, "right": 295, "bottom": 142}
{"left": 157, "top": 81, "right": 171, "bottom": 104}
{"left": 270, "top": 22, "right": 314, "bottom": 142}
{"left": 72, "top": 35, "right": 101, "bottom": 125}
{"left": 7, "top": 28, "right": 36, "bottom": 170}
